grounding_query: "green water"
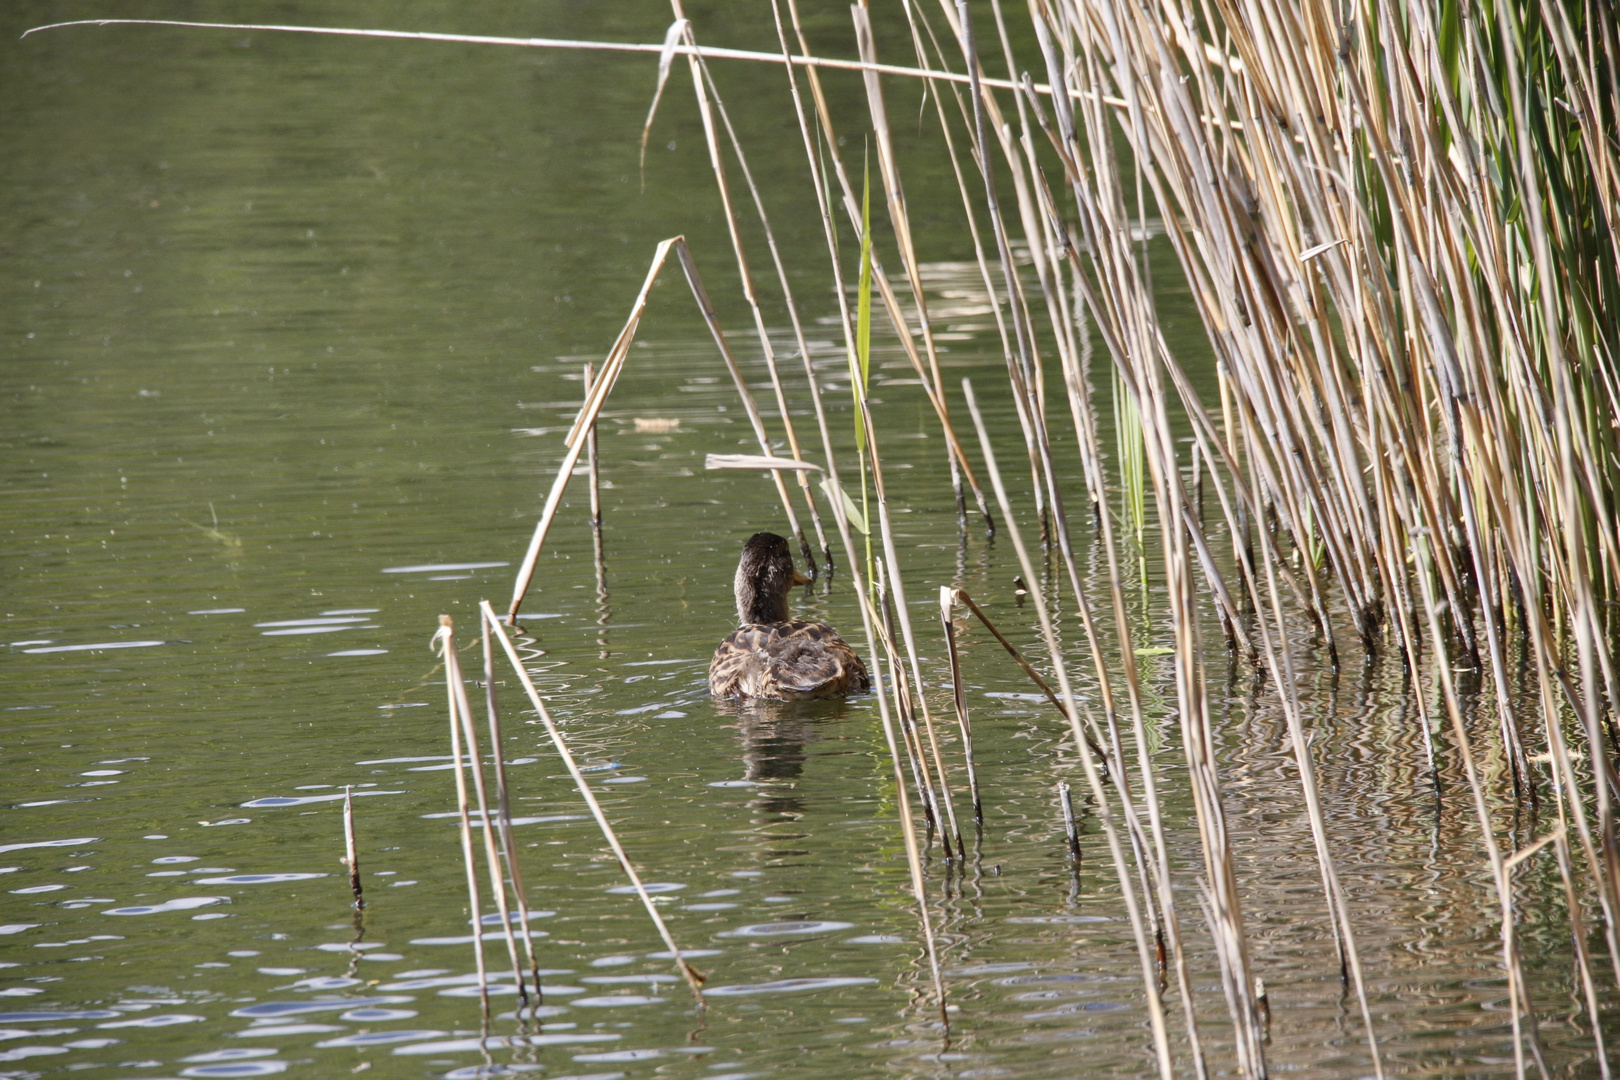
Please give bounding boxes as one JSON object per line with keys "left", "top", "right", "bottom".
{"left": 2, "top": 3, "right": 1614, "bottom": 1078}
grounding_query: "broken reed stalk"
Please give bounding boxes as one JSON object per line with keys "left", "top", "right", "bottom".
{"left": 481, "top": 602, "right": 707, "bottom": 1001}
{"left": 509, "top": 237, "right": 810, "bottom": 623}
{"left": 433, "top": 617, "right": 494, "bottom": 1032}
{"left": 482, "top": 612, "right": 545, "bottom": 1013}
{"left": 939, "top": 586, "right": 981, "bottom": 825}
{"left": 508, "top": 237, "right": 677, "bottom": 621}
{"left": 851, "top": 5, "right": 985, "bottom": 534}
{"left": 945, "top": 586, "right": 1108, "bottom": 771}
{"left": 583, "top": 362, "right": 605, "bottom": 600}
{"left": 1058, "top": 782, "right": 1081, "bottom": 865}
{"left": 342, "top": 785, "right": 362, "bottom": 909}
{"left": 440, "top": 616, "right": 535, "bottom": 1012}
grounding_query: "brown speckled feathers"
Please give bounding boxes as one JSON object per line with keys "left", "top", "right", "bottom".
{"left": 708, "top": 619, "right": 870, "bottom": 700}
{"left": 709, "top": 532, "right": 868, "bottom": 700}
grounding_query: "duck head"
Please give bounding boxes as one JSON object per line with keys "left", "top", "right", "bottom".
{"left": 734, "top": 532, "right": 809, "bottom": 624}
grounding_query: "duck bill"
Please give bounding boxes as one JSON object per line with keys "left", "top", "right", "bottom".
{"left": 791, "top": 568, "right": 811, "bottom": 586}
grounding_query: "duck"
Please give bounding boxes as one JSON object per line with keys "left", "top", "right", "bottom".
{"left": 708, "top": 532, "right": 870, "bottom": 700}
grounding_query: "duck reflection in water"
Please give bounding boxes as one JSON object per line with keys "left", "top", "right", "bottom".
{"left": 713, "top": 697, "right": 856, "bottom": 819}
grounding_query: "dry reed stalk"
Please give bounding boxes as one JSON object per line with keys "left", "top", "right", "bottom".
{"left": 482, "top": 613, "right": 545, "bottom": 1012}
{"left": 945, "top": 586, "right": 1107, "bottom": 770}
{"left": 924, "top": 0, "right": 1057, "bottom": 546}
{"left": 851, "top": 5, "right": 1003, "bottom": 537}
{"left": 583, "top": 363, "right": 605, "bottom": 602}
{"left": 757, "top": 15, "right": 974, "bottom": 866}
{"left": 672, "top": 241, "right": 833, "bottom": 559}
{"left": 869, "top": 569, "right": 944, "bottom": 837}
{"left": 691, "top": 56, "right": 843, "bottom": 573}
{"left": 1411, "top": 535, "right": 1546, "bottom": 1076}
{"left": 666, "top": 6, "right": 828, "bottom": 575}
{"left": 939, "top": 586, "right": 982, "bottom": 824}
{"left": 778, "top": 0, "right": 997, "bottom": 535}
{"left": 862, "top": 416, "right": 970, "bottom": 860}
{"left": 443, "top": 617, "right": 534, "bottom": 1011}
{"left": 25, "top": 16, "right": 1100, "bottom": 96}
{"left": 509, "top": 237, "right": 813, "bottom": 623}
{"left": 342, "top": 786, "right": 362, "bottom": 909}
{"left": 432, "top": 616, "right": 494, "bottom": 1031}
{"left": 1251, "top": 535, "right": 1384, "bottom": 1073}
{"left": 677, "top": 104, "right": 960, "bottom": 1002}
{"left": 481, "top": 603, "right": 706, "bottom": 1001}
{"left": 963, "top": 379, "right": 1175, "bottom": 1080}
{"left": 805, "top": 462, "right": 953, "bottom": 1026}
{"left": 1058, "top": 781, "right": 1081, "bottom": 865}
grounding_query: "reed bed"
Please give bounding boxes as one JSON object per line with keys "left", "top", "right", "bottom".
{"left": 35, "top": 2, "right": 1620, "bottom": 1075}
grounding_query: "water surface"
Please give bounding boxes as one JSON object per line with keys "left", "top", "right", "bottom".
{"left": 2, "top": 3, "right": 1613, "bottom": 1078}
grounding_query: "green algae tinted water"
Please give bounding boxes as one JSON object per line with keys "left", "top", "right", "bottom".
{"left": 1, "top": 4, "right": 1614, "bottom": 1078}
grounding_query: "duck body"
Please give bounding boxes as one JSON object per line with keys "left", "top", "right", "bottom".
{"left": 709, "top": 619, "right": 870, "bottom": 699}
{"left": 708, "top": 532, "right": 870, "bottom": 700}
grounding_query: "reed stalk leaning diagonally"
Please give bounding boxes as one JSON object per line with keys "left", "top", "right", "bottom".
{"left": 434, "top": 617, "right": 539, "bottom": 1019}
{"left": 481, "top": 602, "right": 708, "bottom": 1001}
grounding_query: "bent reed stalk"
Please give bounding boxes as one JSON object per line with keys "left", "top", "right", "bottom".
{"left": 49, "top": 3, "right": 1620, "bottom": 1074}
